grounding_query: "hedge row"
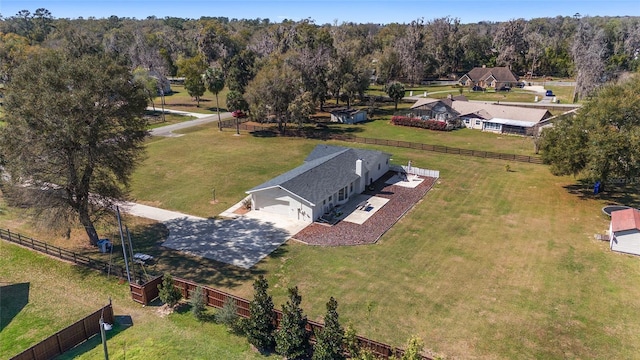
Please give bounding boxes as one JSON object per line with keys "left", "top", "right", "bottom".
{"left": 390, "top": 116, "right": 450, "bottom": 131}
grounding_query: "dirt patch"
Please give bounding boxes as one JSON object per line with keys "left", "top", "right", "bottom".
{"left": 233, "top": 207, "right": 250, "bottom": 215}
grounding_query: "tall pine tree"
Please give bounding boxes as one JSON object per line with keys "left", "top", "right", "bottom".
{"left": 312, "top": 297, "right": 345, "bottom": 360}
{"left": 244, "top": 276, "right": 276, "bottom": 351}
{"left": 275, "top": 286, "right": 310, "bottom": 359}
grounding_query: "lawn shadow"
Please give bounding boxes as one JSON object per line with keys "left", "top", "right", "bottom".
{"left": 54, "top": 316, "right": 132, "bottom": 360}
{"left": 0, "top": 282, "right": 30, "bottom": 331}
{"left": 564, "top": 181, "right": 640, "bottom": 208}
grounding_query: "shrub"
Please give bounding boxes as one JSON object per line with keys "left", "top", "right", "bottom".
{"left": 312, "top": 297, "right": 345, "bottom": 360}
{"left": 390, "top": 116, "right": 449, "bottom": 131}
{"left": 215, "top": 297, "right": 242, "bottom": 333}
{"left": 401, "top": 335, "right": 424, "bottom": 360}
{"left": 244, "top": 275, "right": 276, "bottom": 352}
{"left": 275, "top": 286, "right": 310, "bottom": 359}
{"left": 158, "top": 274, "right": 182, "bottom": 308}
{"left": 343, "top": 324, "right": 360, "bottom": 358}
{"left": 189, "top": 285, "right": 206, "bottom": 321}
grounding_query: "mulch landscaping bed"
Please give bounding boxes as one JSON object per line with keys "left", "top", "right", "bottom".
{"left": 292, "top": 172, "right": 437, "bottom": 246}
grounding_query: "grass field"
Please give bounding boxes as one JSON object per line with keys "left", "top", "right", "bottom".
{"left": 131, "top": 127, "right": 640, "bottom": 359}
{"left": 161, "top": 84, "right": 230, "bottom": 114}
{"left": 0, "top": 242, "right": 271, "bottom": 359}
{"left": 3, "top": 101, "right": 639, "bottom": 358}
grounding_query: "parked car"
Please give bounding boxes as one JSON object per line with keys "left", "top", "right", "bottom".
{"left": 516, "top": 82, "right": 525, "bottom": 88}
{"left": 472, "top": 86, "right": 484, "bottom": 92}
{"left": 498, "top": 86, "right": 511, "bottom": 92}
{"left": 545, "top": 90, "right": 554, "bottom": 96}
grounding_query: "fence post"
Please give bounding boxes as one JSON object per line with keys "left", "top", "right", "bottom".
{"left": 7, "top": 229, "right": 11, "bottom": 241}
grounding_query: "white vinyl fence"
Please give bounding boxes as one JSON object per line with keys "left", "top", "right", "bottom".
{"left": 390, "top": 164, "right": 440, "bottom": 178}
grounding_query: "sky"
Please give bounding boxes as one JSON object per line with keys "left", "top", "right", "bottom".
{"left": 1, "top": 0, "right": 639, "bottom": 24}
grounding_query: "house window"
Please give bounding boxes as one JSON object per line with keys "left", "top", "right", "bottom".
{"left": 350, "top": 183, "right": 353, "bottom": 192}
{"left": 378, "top": 164, "right": 380, "bottom": 170}
{"left": 338, "top": 188, "right": 346, "bottom": 201}
{"left": 464, "top": 119, "right": 470, "bottom": 124}
{"left": 329, "top": 195, "right": 332, "bottom": 201}
{"left": 485, "top": 122, "right": 501, "bottom": 131}
{"left": 323, "top": 199, "right": 326, "bottom": 205}
{"left": 475, "top": 120, "right": 481, "bottom": 126}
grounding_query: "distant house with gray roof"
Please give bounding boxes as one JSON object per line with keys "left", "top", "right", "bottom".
{"left": 458, "top": 66, "right": 519, "bottom": 90}
{"left": 410, "top": 97, "right": 552, "bottom": 136}
{"left": 247, "top": 145, "right": 391, "bottom": 222}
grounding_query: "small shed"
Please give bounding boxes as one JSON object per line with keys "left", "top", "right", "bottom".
{"left": 330, "top": 108, "right": 367, "bottom": 124}
{"left": 609, "top": 208, "right": 640, "bottom": 256}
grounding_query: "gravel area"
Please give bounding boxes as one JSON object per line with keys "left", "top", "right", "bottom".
{"left": 292, "top": 172, "right": 437, "bottom": 246}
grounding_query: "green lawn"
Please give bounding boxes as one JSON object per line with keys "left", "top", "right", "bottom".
{"left": 145, "top": 110, "right": 196, "bottom": 129}
{"left": 2, "top": 105, "right": 639, "bottom": 359}
{"left": 0, "top": 242, "right": 270, "bottom": 360}
{"left": 130, "top": 128, "right": 640, "bottom": 359}
{"left": 162, "top": 84, "right": 230, "bottom": 114}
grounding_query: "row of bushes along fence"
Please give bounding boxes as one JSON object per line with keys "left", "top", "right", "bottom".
{"left": 130, "top": 275, "right": 433, "bottom": 360}
{"left": 0, "top": 229, "right": 147, "bottom": 284}
{"left": 219, "top": 121, "right": 543, "bottom": 164}
{"left": 10, "top": 302, "right": 114, "bottom": 360}
{"left": 1, "top": 231, "right": 430, "bottom": 359}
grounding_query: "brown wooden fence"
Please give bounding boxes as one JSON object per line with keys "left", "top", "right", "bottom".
{"left": 0, "top": 229, "right": 147, "bottom": 284}
{"left": 10, "top": 302, "right": 114, "bottom": 360}
{"left": 220, "top": 122, "right": 543, "bottom": 164}
{"left": 131, "top": 275, "right": 432, "bottom": 360}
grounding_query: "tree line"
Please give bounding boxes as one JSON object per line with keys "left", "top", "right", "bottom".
{"left": 2, "top": 10, "right": 640, "bottom": 103}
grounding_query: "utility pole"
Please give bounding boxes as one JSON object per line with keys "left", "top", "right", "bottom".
{"left": 116, "top": 206, "right": 131, "bottom": 284}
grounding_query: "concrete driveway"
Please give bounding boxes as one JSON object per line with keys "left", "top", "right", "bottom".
{"left": 149, "top": 109, "right": 233, "bottom": 137}
{"left": 120, "top": 201, "right": 308, "bottom": 269}
{"left": 161, "top": 212, "right": 307, "bottom": 269}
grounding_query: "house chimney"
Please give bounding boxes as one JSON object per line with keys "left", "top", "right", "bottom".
{"left": 355, "top": 159, "right": 364, "bottom": 176}
{"left": 482, "top": 64, "right": 486, "bottom": 68}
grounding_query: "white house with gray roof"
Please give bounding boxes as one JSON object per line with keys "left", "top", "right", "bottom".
{"left": 246, "top": 145, "right": 391, "bottom": 222}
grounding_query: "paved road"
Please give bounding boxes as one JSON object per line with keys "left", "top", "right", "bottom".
{"left": 148, "top": 108, "right": 233, "bottom": 137}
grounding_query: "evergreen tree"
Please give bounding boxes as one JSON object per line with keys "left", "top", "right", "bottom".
{"left": 158, "top": 274, "right": 182, "bottom": 308}
{"left": 245, "top": 275, "right": 276, "bottom": 351}
{"left": 189, "top": 285, "right": 206, "bottom": 321}
{"left": 312, "top": 297, "right": 345, "bottom": 360}
{"left": 275, "top": 286, "right": 310, "bottom": 359}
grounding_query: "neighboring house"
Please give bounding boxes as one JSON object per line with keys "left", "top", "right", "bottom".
{"left": 609, "top": 208, "right": 640, "bottom": 256}
{"left": 458, "top": 66, "right": 519, "bottom": 89}
{"left": 246, "top": 145, "right": 391, "bottom": 223}
{"left": 447, "top": 100, "right": 552, "bottom": 136}
{"left": 330, "top": 108, "right": 367, "bottom": 124}
{"left": 408, "top": 98, "right": 461, "bottom": 128}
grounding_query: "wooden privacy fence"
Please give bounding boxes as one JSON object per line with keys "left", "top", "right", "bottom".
{"left": 130, "top": 275, "right": 433, "bottom": 360}
{"left": 10, "top": 302, "right": 114, "bottom": 360}
{"left": 0, "top": 229, "right": 147, "bottom": 284}
{"left": 220, "top": 122, "right": 543, "bottom": 164}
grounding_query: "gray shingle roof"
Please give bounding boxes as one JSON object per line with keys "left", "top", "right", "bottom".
{"left": 248, "top": 145, "right": 390, "bottom": 205}
{"left": 463, "top": 67, "right": 519, "bottom": 83}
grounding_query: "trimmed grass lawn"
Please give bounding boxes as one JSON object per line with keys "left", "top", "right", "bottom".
{"left": 0, "top": 242, "right": 270, "bottom": 360}
{"left": 2, "top": 113, "right": 639, "bottom": 359}
{"left": 162, "top": 84, "right": 230, "bottom": 114}
{"left": 146, "top": 110, "right": 196, "bottom": 129}
{"left": 129, "top": 126, "right": 640, "bottom": 358}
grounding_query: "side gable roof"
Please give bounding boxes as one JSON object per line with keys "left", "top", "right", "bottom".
{"left": 461, "top": 67, "right": 519, "bottom": 83}
{"left": 611, "top": 208, "right": 640, "bottom": 232}
{"left": 248, "top": 145, "right": 390, "bottom": 205}
{"left": 450, "top": 101, "right": 551, "bottom": 123}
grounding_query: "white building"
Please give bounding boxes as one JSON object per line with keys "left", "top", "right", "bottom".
{"left": 246, "top": 145, "right": 391, "bottom": 222}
